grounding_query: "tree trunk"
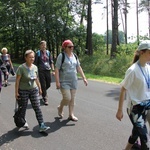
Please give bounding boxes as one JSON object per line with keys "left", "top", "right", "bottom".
{"left": 136, "top": 0, "right": 139, "bottom": 45}
{"left": 111, "top": 0, "right": 118, "bottom": 58}
{"left": 106, "top": 0, "right": 109, "bottom": 55}
{"left": 86, "top": 0, "right": 92, "bottom": 55}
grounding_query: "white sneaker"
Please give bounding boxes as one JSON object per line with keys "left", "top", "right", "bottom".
{"left": 23, "top": 122, "right": 29, "bottom": 129}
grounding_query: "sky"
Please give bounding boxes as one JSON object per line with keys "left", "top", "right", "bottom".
{"left": 92, "top": 0, "right": 149, "bottom": 40}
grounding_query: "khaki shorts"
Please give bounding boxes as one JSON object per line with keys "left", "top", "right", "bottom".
{"left": 60, "top": 89, "right": 76, "bottom": 106}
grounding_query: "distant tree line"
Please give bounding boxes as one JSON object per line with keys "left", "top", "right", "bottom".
{"left": 0, "top": 0, "right": 149, "bottom": 60}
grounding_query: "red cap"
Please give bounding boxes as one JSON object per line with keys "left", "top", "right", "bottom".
{"left": 62, "top": 40, "right": 73, "bottom": 48}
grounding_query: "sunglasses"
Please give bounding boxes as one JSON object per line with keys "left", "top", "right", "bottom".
{"left": 67, "top": 46, "right": 74, "bottom": 49}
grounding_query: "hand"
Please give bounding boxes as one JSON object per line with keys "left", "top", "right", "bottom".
{"left": 83, "top": 78, "right": 88, "bottom": 86}
{"left": 56, "top": 82, "right": 60, "bottom": 89}
{"left": 116, "top": 109, "right": 123, "bottom": 121}
{"left": 15, "top": 93, "right": 20, "bottom": 100}
{"left": 52, "top": 71, "right": 55, "bottom": 76}
{"left": 39, "top": 89, "right": 42, "bottom": 95}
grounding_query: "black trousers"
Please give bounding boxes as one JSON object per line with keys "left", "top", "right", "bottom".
{"left": 18, "top": 88, "right": 44, "bottom": 125}
{"left": 38, "top": 70, "right": 51, "bottom": 100}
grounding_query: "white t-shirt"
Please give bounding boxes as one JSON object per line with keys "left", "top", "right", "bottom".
{"left": 121, "top": 61, "right": 150, "bottom": 108}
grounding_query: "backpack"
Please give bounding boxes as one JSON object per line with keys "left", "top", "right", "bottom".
{"left": 37, "top": 50, "right": 50, "bottom": 57}
{"left": 60, "top": 52, "right": 78, "bottom": 70}
{"left": 13, "top": 102, "right": 26, "bottom": 128}
{"left": 13, "top": 109, "right": 26, "bottom": 128}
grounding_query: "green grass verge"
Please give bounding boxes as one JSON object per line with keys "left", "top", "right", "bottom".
{"left": 85, "top": 73, "right": 123, "bottom": 84}
{"left": 13, "top": 63, "right": 123, "bottom": 84}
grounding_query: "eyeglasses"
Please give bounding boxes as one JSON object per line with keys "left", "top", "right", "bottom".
{"left": 67, "top": 46, "right": 74, "bottom": 49}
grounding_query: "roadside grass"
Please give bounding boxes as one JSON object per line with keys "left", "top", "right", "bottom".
{"left": 13, "top": 63, "right": 20, "bottom": 67}
{"left": 85, "top": 73, "right": 122, "bottom": 84}
{"left": 13, "top": 63, "right": 123, "bottom": 84}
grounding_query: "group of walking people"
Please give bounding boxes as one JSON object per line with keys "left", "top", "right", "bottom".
{"left": 14, "top": 40, "right": 88, "bottom": 132}
{"left": 3, "top": 39, "right": 150, "bottom": 149}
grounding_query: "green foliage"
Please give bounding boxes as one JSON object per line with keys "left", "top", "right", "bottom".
{"left": 80, "top": 43, "right": 137, "bottom": 79}
{"left": 104, "top": 30, "right": 125, "bottom": 44}
{"left": 0, "top": 0, "right": 88, "bottom": 59}
{"left": 92, "top": 33, "right": 105, "bottom": 52}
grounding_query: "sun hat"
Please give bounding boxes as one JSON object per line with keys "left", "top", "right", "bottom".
{"left": 62, "top": 40, "right": 73, "bottom": 48}
{"left": 137, "top": 40, "right": 150, "bottom": 51}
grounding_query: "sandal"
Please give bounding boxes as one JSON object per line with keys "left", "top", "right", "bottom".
{"left": 57, "top": 106, "right": 64, "bottom": 118}
{"left": 68, "top": 115, "right": 78, "bottom": 122}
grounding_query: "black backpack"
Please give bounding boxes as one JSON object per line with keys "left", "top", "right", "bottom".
{"left": 13, "top": 102, "right": 26, "bottom": 128}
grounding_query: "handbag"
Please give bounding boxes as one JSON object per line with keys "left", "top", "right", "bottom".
{"left": 0, "top": 64, "right": 6, "bottom": 71}
{"left": 13, "top": 101, "right": 26, "bottom": 128}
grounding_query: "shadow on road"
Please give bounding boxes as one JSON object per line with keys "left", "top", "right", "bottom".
{"left": 0, "top": 125, "right": 57, "bottom": 147}
{"left": 105, "top": 87, "right": 120, "bottom": 101}
{"left": 47, "top": 117, "right": 75, "bottom": 133}
{"left": 0, "top": 128, "right": 33, "bottom": 147}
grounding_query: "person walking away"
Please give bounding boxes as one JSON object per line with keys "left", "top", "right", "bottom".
{"left": 15, "top": 50, "right": 50, "bottom": 132}
{"left": 1, "top": 47, "right": 14, "bottom": 87}
{"left": 0, "top": 55, "right": 8, "bottom": 103}
{"left": 116, "top": 40, "right": 150, "bottom": 150}
{"left": 55, "top": 39, "right": 88, "bottom": 121}
{"left": 34, "top": 41, "right": 55, "bottom": 105}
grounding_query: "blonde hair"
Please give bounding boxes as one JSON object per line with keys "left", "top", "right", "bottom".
{"left": 40, "top": 40, "right": 47, "bottom": 45}
{"left": 24, "top": 50, "right": 35, "bottom": 57}
{"left": 1, "top": 47, "right": 8, "bottom": 53}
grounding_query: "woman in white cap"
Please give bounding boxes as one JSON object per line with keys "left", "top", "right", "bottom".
{"left": 116, "top": 40, "right": 150, "bottom": 150}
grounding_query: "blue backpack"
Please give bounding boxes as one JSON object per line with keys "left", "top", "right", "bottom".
{"left": 37, "top": 50, "right": 50, "bottom": 57}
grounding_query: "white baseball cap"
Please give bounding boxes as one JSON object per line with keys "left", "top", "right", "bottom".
{"left": 137, "top": 40, "right": 150, "bottom": 51}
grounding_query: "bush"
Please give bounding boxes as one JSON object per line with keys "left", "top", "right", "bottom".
{"left": 80, "top": 43, "right": 137, "bottom": 79}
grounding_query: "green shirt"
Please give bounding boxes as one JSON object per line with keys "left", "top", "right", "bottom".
{"left": 16, "top": 63, "right": 38, "bottom": 90}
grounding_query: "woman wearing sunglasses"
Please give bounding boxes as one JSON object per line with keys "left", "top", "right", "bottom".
{"left": 55, "top": 39, "right": 88, "bottom": 121}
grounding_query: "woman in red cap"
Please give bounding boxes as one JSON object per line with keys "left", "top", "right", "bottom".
{"left": 55, "top": 39, "right": 88, "bottom": 121}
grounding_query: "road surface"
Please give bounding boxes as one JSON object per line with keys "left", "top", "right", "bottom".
{"left": 0, "top": 75, "right": 132, "bottom": 150}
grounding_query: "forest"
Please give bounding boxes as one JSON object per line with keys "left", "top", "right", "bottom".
{"left": 0, "top": 0, "right": 149, "bottom": 68}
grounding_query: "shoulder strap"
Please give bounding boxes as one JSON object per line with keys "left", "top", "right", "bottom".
{"left": 61, "top": 52, "right": 65, "bottom": 65}
{"left": 37, "top": 50, "right": 50, "bottom": 57}
{"left": 60, "top": 52, "right": 78, "bottom": 70}
{"left": 61, "top": 52, "right": 77, "bottom": 66}
{"left": 37, "top": 50, "right": 40, "bottom": 57}
{"left": 60, "top": 52, "right": 65, "bottom": 71}
{"left": 46, "top": 50, "right": 50, "bottom": 57}
{"left": 73, "top": 53, "right": 78, "bottom": 60}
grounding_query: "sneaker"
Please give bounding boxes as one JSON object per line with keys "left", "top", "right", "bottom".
{"left": 43, "top": 98, "right": 48, "bottom": 106}
{"left": 44, "top": 101, "right": 48, "bottom": 106}
{"left": 4, "top": 83, "right": 7, "bottom": 87}
{"left": 22, "top": 122, "right": 29, "bottom": 129}
{"left": 39, "top": 123, "right": 50, "bottom": 132}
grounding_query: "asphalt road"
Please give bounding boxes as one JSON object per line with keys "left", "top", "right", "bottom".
{"left": 0, "top": 75, "right": 133, "bottom": 150}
